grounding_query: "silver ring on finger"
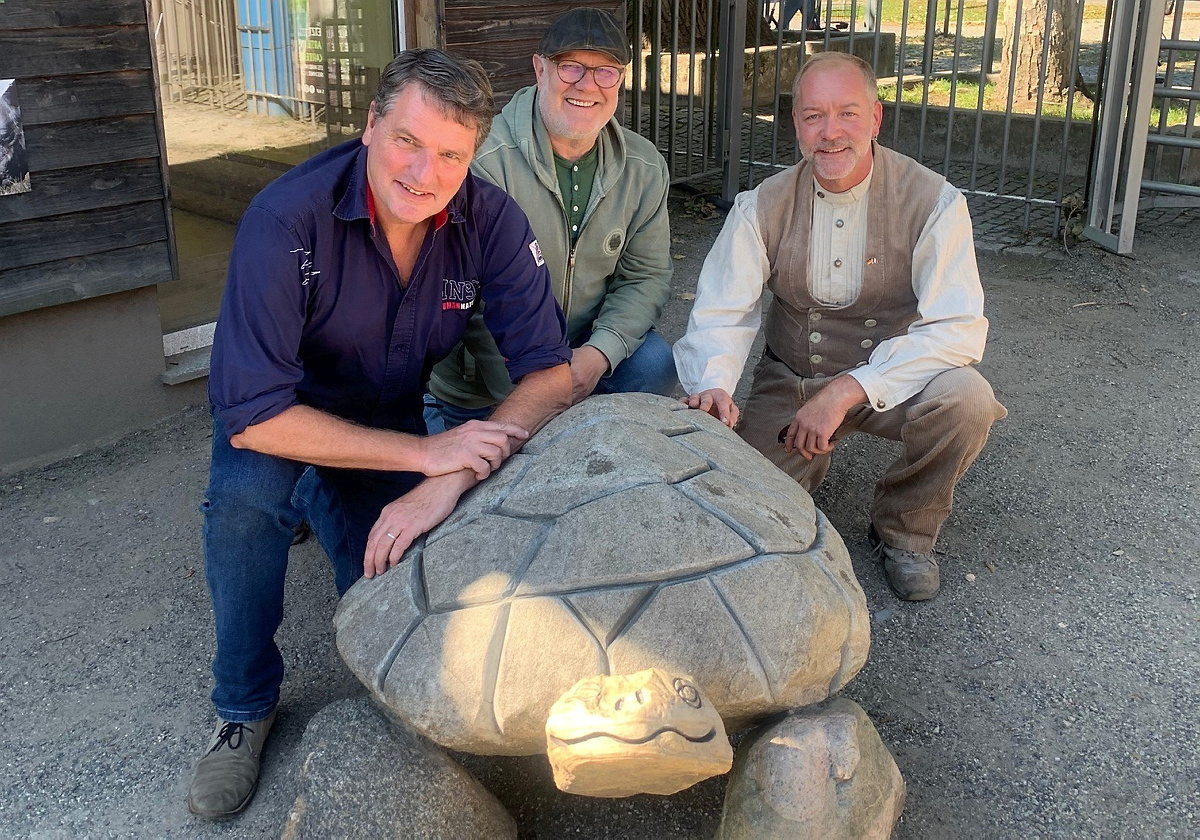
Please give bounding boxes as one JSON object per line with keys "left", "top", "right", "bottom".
{"left": 386, "top": 532, "right": 398, "bottom": 540}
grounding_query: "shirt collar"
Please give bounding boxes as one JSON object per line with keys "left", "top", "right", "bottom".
{"left": 334, "top": 142, "right": 462, "bottom": 232}
{"left": 812, "top": 158, "right": 875, "bottom": 207}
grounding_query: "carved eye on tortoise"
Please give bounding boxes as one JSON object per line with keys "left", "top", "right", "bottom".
{"left": 674, "top": 677, "right": 702, "bottom": 708}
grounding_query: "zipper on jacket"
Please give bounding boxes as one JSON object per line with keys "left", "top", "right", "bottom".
{"left": 562, "top": 246, "right": 577, "bottom": 319}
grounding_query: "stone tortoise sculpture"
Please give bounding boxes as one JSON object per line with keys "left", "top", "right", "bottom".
{"left": 334, "top": 393, "right": 871, "bottom": 756}
{"left": 324, "top": 394, "right": 905, "bottom": 835}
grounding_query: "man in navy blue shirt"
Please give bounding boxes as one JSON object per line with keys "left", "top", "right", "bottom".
{"left": 187, "top": 49, "right": 571, "bottom": 818}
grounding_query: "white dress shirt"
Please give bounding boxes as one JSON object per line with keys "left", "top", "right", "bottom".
{"left": 674, "top": 163, "right": 989, "bottom": 412}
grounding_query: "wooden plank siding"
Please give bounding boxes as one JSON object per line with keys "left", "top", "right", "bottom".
{"left": 0, "top": 0, "right": 173, "bottom": 318}
{"left": 442, "top": 1, "right": 626, "bottom": 103}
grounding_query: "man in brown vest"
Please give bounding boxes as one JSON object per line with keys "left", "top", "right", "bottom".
{"left": 674, "top": 52, "right": 1006, "bottom": 601}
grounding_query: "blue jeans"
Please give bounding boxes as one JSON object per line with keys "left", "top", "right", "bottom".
{"left": 423, "top": 330, "right": 678, "bottom": 433}
{"left": 201, "top": 408, "right": 420, "bottom": 722}
{"left": 781, "top": 0, "right": 820, "bottom": 28}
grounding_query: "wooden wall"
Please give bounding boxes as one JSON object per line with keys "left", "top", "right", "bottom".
{"left": 0, "top": 0, "right": 173, "bottom": 318}
{"left": 441, "top": 1, "right": 626, "bottom": 103}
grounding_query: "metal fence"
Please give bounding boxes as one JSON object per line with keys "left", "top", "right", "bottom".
{"left": 150, "top": 0, "right": 245, "bottom": 109}
{"left": 1086, "top": 0, "right": 1200, "bottom": 251}
{"left": 624, "top": 0, "right": 1200, "bottom": 250}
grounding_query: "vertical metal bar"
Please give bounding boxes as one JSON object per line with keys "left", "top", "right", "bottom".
{"left": 1116, "top": 0, "right": 1169, "bottom": 251}
{"left": 769, "top": 2, "right": 784, "bottom": 168}
{"left": 1149, "top": 0, "right": 1179, "bottom": 180}
{"left": 1182, "top": 33, "right": 1200, "bottom": 185}
{"left": 651, "top": 0, "right": 663, "bottom": 148}
{"left": 890, "top": 0, "right": 913, "bottom": 147}
{"left": 633, "top": 0, "right": 644, "bottom": 133}
{"left": 995, "top": 0, "right": 1023, "bottom": 195}
{"left": 747, "top": 0, "right": 764, "bottom": 187}
{"left": 1051, "top": 0, "right": 1089, "bottom": 236}
{"left": 980, "top": 0, "right": 1000, "bottom": 76}
{"left": 941, "top": 0, "right": 951, "bottom": 36}
{"left": 942, "top": 0, "right": 967, "bottom": 177}
{"left": 669, "top": 0, "right": 680, "bottom": 174}
{"left": 720, "top": 0, "right": 748, "bottom": 199}
{"left": 1081, "top": 0, "right": 1118, "bottom": 211}
{"left": 1021, "top": 0, "right": 1058, "bottom": 231}
{"left": 703, "top": 0, "right": 716, "bottom": 172}
{"left": 188, "top": 0, "right": 205, "bottom": 99}
{"left": 686, "top": 0, "right": 698, "bottom": 178}
{"left": 1084, "top": 0, "right": 1140, "bottom": 243}
{"left": 917, "top": 0, "right": 935, "bottom": 164}
{"left": 921, "top": 0, "right": 937, "bottom": 75}
{"left": 968, "top": 0, "right": 990, "bottom": 190}
{"left": 200, "top": 0, "right": 215, "bottom": 104}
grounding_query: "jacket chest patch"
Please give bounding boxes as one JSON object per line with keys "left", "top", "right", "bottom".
{"left": 603, "top": 229, "right": 624, "bottom": 256}
{"left": 441, "top": 278, "right": 478, "bottom": 311}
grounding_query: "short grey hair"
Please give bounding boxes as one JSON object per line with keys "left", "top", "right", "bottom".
{"left": 792, "top": 51, "right": 879, "bottom": 104}
{"left": 371, "top": 49, "right": 495, "bottom": 150}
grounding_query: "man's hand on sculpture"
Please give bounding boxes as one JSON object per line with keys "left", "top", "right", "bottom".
{"left": 419, "top": 420, "right": 529, "bottom": 479}
{"left": 783, "top": 375, "right": 867, "bottom": 460}
{"left": 363, "top": 471, "right": 473, "bottom": 578}
{"left": 570, "top": 345, "right": 609, "bottom": 405}
{"left": 684, "top": 388, "right": 740, "bottom": 428}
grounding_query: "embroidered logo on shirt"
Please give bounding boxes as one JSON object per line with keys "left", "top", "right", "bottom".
{"left": 603, "top": 229, "right": 624, "bottom": 256}
{"left": 529, "top": 239, "right": 545, "bottom": 266}
{"left": 442, "top": 278, "right": 478, "bottom": 311}
{"left": 289, "top": 248, "right": 320, "bottom": 286}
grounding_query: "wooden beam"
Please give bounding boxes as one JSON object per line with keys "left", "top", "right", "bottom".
{"left": 0, "top": 159, "right": 165, "bottom": 225}
{"left": 0, "top": 27, "right": 152, "bottom": 79}
{"left": 408, "top": 0, "right": 444, "bottom": 48}
{"left": 0, "top": 0, "right": 149, "bottom": 30}
{"left": 24, "top": 115, "right": 162, "bottom": 171}
{"left": 17, "top": 72, "right": 158, "bottom": 126}
{"left": 0, "top": 202, "right": 168, "bottom": 272}
{"left": 0, "top": 243, "right": 173, "bottom": 318}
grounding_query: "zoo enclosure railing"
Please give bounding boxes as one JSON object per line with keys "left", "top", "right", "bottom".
{"left": 622, "top": 0, "right": 1200, "bottom": 251}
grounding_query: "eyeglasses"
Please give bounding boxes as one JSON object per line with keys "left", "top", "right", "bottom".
{"left": 550, "top": 59, "right": 624, "bottom": 89}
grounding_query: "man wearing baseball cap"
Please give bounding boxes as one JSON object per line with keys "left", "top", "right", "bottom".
{"left": 426, "top": 7, "right": 677, "bottom": 428}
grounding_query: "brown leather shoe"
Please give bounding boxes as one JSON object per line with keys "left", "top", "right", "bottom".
{"left": 868, "top": 526, "right": 939, "bottom": 601}
{"left": 187, "top": 711, "right": 276, "bottom": 818}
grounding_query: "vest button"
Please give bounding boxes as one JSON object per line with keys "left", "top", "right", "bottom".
{"left": 833, "top": 258, "right": 842, "bottom": 268}
{"left": 809, "top": 311, "right": 822, "bottom": 322}
{"left": 811, "top": 354, "right": 823, "bottom": 363}
{"left": 864, "top": 318, "right": 878, "bottom": 327}
{"left": 809, "top": 332, "right": 822, "bottom": 343}
{"left": 861, "top": 339, "right": 873, "bottom": 348}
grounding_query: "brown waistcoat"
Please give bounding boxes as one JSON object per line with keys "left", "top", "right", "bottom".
{"left": 757, "top": 143, "right": 947, "bottom": 378}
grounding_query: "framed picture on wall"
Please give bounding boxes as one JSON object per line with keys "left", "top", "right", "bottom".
{"left": 1, "top": 79, "right": 32, "bottom": 197}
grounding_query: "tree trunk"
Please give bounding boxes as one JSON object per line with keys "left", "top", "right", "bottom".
{"left": 999, "top": 0, "right": 1077, "bottom": 103}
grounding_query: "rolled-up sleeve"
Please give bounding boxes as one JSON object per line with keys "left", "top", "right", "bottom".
{"left": 477, "top": 196, "right": 571, "bottom": 381}
{"left": 847, "top": 185, "right": 988, "bottom": 410}
{"left": 673, "top": 188, "right": 770, "bottom": 395}
{"left": 208, "top": 207, "right": 308, "bottom": 438}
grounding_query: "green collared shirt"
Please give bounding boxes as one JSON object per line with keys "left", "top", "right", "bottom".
{"left": 554, "top": 145, "right": 598, "bottom": 244}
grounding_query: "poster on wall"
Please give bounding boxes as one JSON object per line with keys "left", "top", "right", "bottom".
{"left": 0, "top": 79, "right": 32, "bottom": 197}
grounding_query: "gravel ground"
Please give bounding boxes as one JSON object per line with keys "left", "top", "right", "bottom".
{"left": 1, "top": 195, "right": 1197, "bottom": 838}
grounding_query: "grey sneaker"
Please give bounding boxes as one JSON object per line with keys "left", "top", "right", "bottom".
{"left": 187, "top": 711, "right": 276, "bottom": 818}
{"left": 868, "top": 526, "right": 939, "bottom": 601}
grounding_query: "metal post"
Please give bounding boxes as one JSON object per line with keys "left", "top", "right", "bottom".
{"left": 719, "top": 0, "right": 747, "bottom": 200}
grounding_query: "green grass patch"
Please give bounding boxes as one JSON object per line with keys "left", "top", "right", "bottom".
{"left": 872, "top": 0, "right": 1108, "bottom": 26}
{"left": 877, "top": 78, "right": 1193, "bottom": 126}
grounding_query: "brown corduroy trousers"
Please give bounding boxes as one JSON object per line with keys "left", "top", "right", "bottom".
{"left": 738, "top": 355, "right": 1007, "bottom": 554}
